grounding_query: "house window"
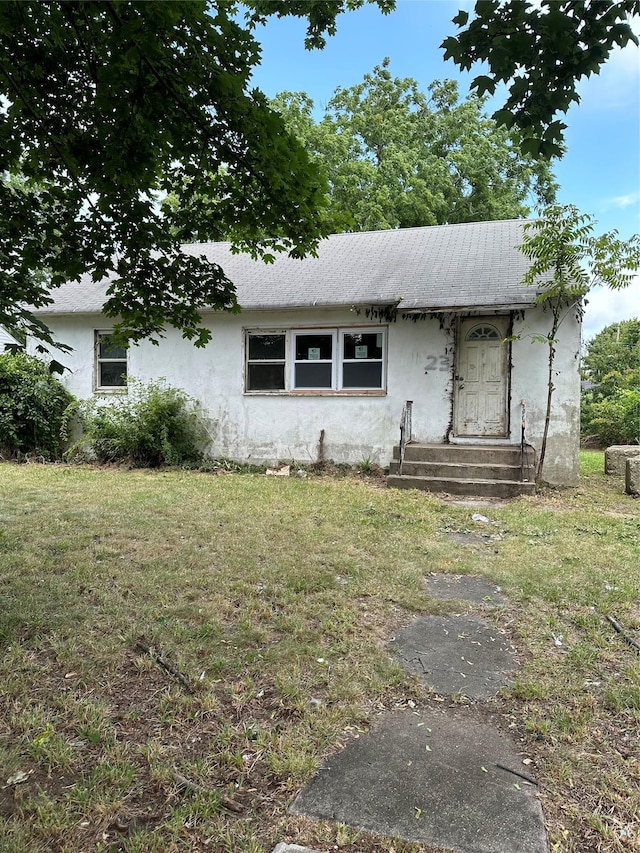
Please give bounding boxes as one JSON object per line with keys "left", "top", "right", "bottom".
{"left": 341, "top": 330, "right": 384, "bottom": 388}
{"left": 95, "top": 331, "right": 127, "bottom": 389}
{"left": 245, "top": 327, "right": 386, "bottom": 393}
{"left": 293, "top": 331, "right": 334, "bottom": 389}
{"left": 246, "top": 332, "right": 286, "bottom": 391}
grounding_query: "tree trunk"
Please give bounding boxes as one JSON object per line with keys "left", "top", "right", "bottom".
{"left": 536, "top": 305, "right": 561, "bottom": 485}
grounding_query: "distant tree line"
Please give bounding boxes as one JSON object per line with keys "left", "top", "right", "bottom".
{"left": 582, "top": 319, "right": 640, "bottom": 446}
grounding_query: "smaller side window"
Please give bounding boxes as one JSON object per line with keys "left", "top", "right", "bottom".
{"left": 246, "top": 332, "right": 286, "bottom": 391}
{"left": 95, "top": 331, "right": 127, "bottom": 389}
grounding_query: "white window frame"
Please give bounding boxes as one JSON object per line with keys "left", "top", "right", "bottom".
{"left": 339, "top": 328, "right": 386, "bottom": 391}
{"left": 244, "top": 326, "right": 387, "bottom": 394}
{"left": 245, "top": 330, "right": 287, "bottom": 392}
{"left": 95, "top": 330, "right": 128, "bottom": 391}
{"left": 291, "top": 329, "right": 337, "bottom": 390}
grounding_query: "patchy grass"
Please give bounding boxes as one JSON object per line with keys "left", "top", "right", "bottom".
{"left": 0, "top": 454, "right": 638, "bottom": 853}
{"left": 579, "top": 449, "right": 608, "bottom": 478}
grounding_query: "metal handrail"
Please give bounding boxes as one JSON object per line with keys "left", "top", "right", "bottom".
{"left": 398, "top": 400, "right": 413, "bottom": 475}
{"left": 520, "top": 399, "right": 527, "bottom": 482}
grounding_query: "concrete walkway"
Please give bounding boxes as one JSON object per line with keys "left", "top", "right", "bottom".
{"left": 277, "top": 575, "right": 549, "bottom": 853}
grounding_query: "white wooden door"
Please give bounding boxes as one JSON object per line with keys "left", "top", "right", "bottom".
{"left": 454, "top": 318, "right": 509, "bottom": 437}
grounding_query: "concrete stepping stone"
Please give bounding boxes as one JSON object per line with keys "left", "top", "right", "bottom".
{"left": 290, "top": 708, "right": 548, "bottom": 853}
{"left": 424, "top": 573, "right": 506, "bottom": 605}
{"left": 389, "top": 615, "right": 517, "bottom": 699}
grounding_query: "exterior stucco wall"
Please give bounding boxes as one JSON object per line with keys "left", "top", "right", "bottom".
{"left": 34, "top": 304, "right": 581, "bottom": 484}
{"left": 510, "top": 308, "right": 581, "bottom": 485}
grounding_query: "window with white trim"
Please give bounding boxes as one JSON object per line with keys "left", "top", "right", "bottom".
{"left": 245, "top": 332, "right": 286, "bottom": 391}
{"left": 244, "top": 327, "right": 386, "bottom": 392}
{"left": 95, "top": 331, "right": 128, "bottom": 389}
{"left": 341, "top": 330, "right": 384, "bottom": 388}
{"left": 293, "top": 331, "right": 335, "bottom": 389}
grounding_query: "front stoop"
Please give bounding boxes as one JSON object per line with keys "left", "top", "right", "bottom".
{"left": 387, "top": 443, "right": 536, "bottom": 498}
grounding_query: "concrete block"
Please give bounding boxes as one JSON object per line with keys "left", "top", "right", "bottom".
{"left": 272, "top": 846, "right": 322, "bottom": 853}
{"left": 605, "top": 445, "right": 640, "bottom": 475}
{"left": 626, "top": 457, "right": 640, "bottom": 496}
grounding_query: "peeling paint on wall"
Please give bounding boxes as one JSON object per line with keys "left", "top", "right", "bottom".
{"left": 31, "top": 303, "right": 581, "bottom": 484}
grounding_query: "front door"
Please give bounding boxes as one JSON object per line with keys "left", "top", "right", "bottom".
{"left": 454, "top": 317, "right": 509, "bottom": 437}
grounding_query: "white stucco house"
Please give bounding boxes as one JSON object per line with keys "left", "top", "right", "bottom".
{"left": 30, "top": 220, "right": 582, "bottom": 492}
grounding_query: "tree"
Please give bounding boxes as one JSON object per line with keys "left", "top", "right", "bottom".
{"left": 439, "top": 1, "right": 640, "bottom": 158}
{"left": 1, "top": 1, "right": 636, "bottom": 347}
{"left": 0, "top": 1, "right": 329, "bottom": 348}
{"left": 0, "top": 351, "right": 74, "bottom": 459}
{"left": 252, "top": 1, "right": 639, "bottom": 156}
{"left": 582, "top": 318, "right": 640, "bottom": 388}
{"left": 519, "top": 206, "right": 640, "bottom": 481}
{"left": 272, "top": 61, "right": 557, "bottom": 233}
{"left": 581, "top": 318, "right": 640, "bottom": 446}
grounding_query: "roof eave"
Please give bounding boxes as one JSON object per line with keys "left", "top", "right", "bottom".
{"left": 400, "top": 301, "right": 536, "bottom": 314}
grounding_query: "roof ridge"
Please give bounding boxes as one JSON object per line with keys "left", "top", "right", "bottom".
{"left": 181, "top": 219, "right": 532, "bottom": 250}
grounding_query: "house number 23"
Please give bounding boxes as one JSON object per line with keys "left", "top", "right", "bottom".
{"left": 424, "top": 355, "right": 451, "bottom": 373}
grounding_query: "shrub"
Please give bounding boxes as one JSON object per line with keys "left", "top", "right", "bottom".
{"left": 0, "top": 352, "right": 74, "bottom": 459}
{"left": 77, "top": 380, "right": 208, "bottom": 467}
{"left": 583, "top": 388, "right": 640, "bottom": 447}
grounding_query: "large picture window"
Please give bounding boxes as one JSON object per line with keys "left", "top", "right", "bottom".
{"left": 245, "top": 327, "right": 386, "bottom": 393}
{"left": 95, "top": 331, "right": 127, "bottom": 389}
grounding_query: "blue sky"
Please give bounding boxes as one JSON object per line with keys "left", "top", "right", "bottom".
{"left": 247, "top": 0, "right": 640, "bottom": 339}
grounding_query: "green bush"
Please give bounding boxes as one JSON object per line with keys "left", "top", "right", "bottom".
{"left": 0, "top": 352, "right": 74, "bottom": 459}
{"left": 77, "top": 380, "right": 208, "bottom": 467}
{"left": 583, "top": 388, "right": 640, "bottom": 447}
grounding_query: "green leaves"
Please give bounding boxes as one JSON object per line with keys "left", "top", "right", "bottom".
{"left": 245, "top": 0, "right": 395, "bottom": 49}
{"left": 76, "top": 379, "right": 207, "bottom": 467}
{"left": 443, "top": 0, "right": 640, "bottom": 157}
{"left": 0, "top": 1, "right": 330, "bottom": 345}
{"left": 272, "top": 62, "right": 558, "bottom": 233}
{"left": 583, "top": 319, "right": 640, "bottom": 387}
{"left": 521, "top": 204, "right": 640, "bottom": 304}
{"left": 0, "top": 351, "right": 74, "bottom": 459}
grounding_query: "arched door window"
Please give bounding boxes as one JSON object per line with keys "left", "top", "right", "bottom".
{"left": 466, "top": 325, "right": 501, "bottom": 341}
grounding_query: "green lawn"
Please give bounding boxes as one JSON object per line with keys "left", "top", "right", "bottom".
{"left": 0, "top": 454, "right": 638, "bottom": 852}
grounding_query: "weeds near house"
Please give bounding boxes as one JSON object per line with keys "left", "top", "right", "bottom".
{"left": 69, "top": 379, "right": 207, "bottom": 467}
{"left": 0, "top": 453, "right": 638, "bottom": 852}
{"left": 0, "top": 352, "right": 74, "bottom": 460}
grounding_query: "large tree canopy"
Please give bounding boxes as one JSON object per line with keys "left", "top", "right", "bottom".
{"left": 254, "top": 0, "right": 640, "bottom": 158}
{"left": 1, "top": 0, "right": 637, "bottom": 346}
{"left": 0, "top": 1, "right": 327, "bottom": 346}
{"left": 581, "top": 318, "right": 640, "bottom": 445}
{"left": 270, "top": 61, "right": 557, "bottom": 233}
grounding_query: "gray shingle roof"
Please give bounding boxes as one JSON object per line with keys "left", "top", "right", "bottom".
{"left": 35, "top": 219, "right": 540, "bottom": 316}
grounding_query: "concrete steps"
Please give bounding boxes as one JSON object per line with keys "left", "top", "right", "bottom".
{"left": 388, "top": 443, "right": 536, "bottom": 498}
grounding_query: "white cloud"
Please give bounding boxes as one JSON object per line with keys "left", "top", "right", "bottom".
{"left": 582, "top": 274, "right": 640, "bottom": 340}
{"left": 575, "top": 18, "right": 640, "bottom": 109}
{"left": 609, "top": 192, "right": 640, "bottom": 209}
